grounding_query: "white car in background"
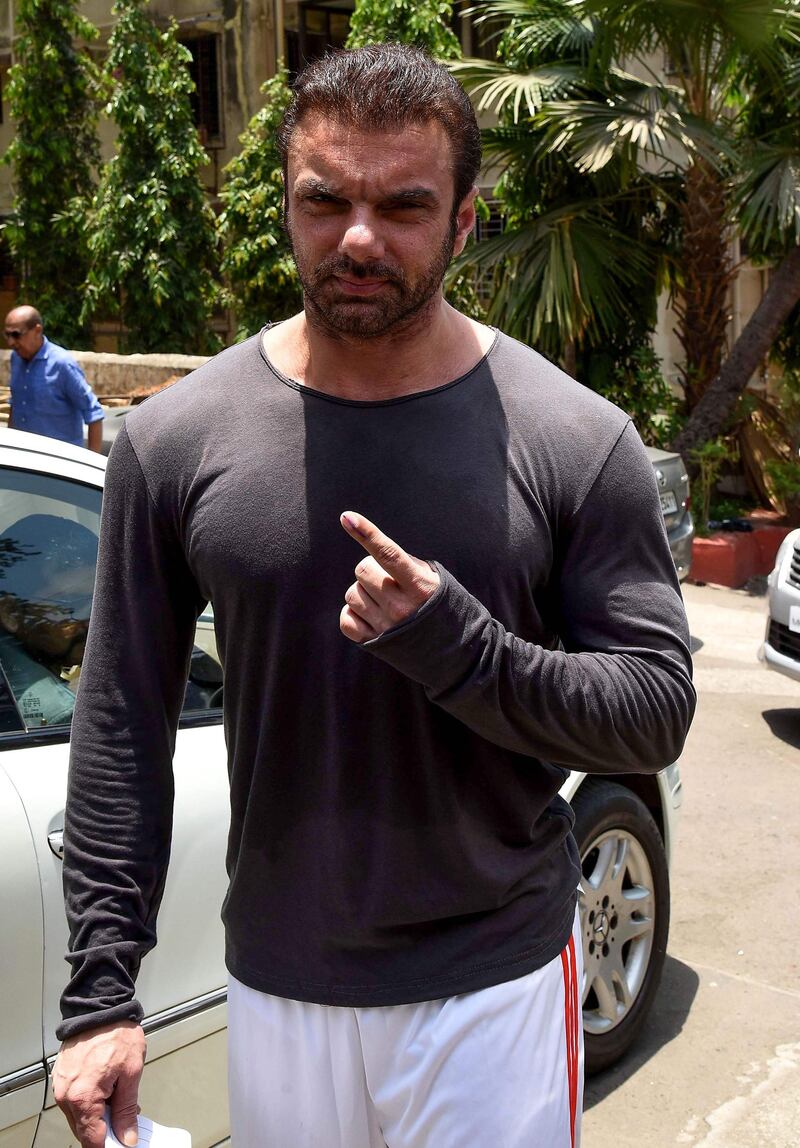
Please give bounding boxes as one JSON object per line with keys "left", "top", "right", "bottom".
{"left": 762, "top": 528, "right": 800, "bottom": 682}
{"left": 0, "top": 429, "right": 682, "bottom": 1147}
{"left": 0, "top": 431, "right": 229, "bottom": 1148}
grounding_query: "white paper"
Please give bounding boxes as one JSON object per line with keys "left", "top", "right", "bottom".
{"left": 104, "top": 1110, "right": 192, "bottom": 1148}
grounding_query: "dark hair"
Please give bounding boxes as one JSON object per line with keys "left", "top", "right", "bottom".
{"left": 277, "top": 43, "right": 481, "bottom": 209}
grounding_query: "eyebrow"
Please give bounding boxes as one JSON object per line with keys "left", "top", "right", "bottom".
{"left": 294, "top": 177, "right": 340, "bottom": 197}
{"left": 384, "top": 188, "right": 440, "bottom": 207}
{"left": 294, "top": 178, "right": 440, "bottom": 207}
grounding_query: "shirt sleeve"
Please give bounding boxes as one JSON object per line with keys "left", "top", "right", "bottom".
{"left": 361, "top": 421, "right": 696, "bottom": 773}
{"left": 61, "top": 359, "right": 105, "bottom": 424}
{"left": 58, "top": 425, "right": 205, "bottom": 1040}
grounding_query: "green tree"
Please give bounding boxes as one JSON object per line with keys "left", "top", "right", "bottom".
{"left": 453, "top": 0, "right": 800, "bottom": 457}
{"left": 217, "top": 69, "right": 300, "bottom": 340}
{"left": 346, "top": 0, "right": 461, "bottom": 57}
{"left": 81, "top": 0, "right": 219, "bottom": 354}
{"left": 4, "top": 0, "right": 101, "bottom": 348}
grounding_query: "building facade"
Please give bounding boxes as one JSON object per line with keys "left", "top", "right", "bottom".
{"left": 0, "top": 1, "right": 772, "bottom": 390}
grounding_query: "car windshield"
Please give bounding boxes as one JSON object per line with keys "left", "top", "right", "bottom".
{"left": 0, "top": 464, "right": 221, "bottom": 732}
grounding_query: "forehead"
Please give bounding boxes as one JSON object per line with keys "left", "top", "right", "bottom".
{"left": 7, "top": 309, "right": 36, "bottom": 327}
{"left": 287, "top": 115, "right": 455, "bottom": 198}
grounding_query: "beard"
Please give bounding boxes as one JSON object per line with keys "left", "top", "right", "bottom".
{"left": 286, "top": 219, "right": 457, "bottom": 339}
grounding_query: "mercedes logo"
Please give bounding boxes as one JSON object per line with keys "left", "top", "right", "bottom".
{"left": 592, "top": 911, "right": 610, "bottom": 942}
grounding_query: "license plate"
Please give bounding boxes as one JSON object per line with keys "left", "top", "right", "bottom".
{"left": 660, "top": 491, "right": 678, "bottom": 514}
{"left": 790, "top": 605, "right": 800, "bottom": 634}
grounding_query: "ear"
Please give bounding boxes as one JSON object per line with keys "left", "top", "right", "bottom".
{"left": 280, "top": 167, "right": 289, "bottom": 224}
{"left": 452, "top": 187, "right": 478, "bottom": 257}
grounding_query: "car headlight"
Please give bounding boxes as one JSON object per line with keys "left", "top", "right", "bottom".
{"left": 768, "top": 532, "right": 799, "bottom": 586}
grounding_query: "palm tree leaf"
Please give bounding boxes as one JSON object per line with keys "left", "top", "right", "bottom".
{"left": 449, "top": 202, "right": 657, "bottom": 348}
{"left": 468, "top": 0, "right": 597, "bottom": 60}
{"left": 575, "top": 0, "right": 794, "bottom": 56}
{"left": 573, "top": 0, "right": 800, "bottom": 111}
{"left": 449, "top": 58, "right": 580, "bottom": 116}
{"left": 737, "top": 145, "right": 800, "bottom": 247}
{"left": 480, "top": 122, "right": 544, "bottom": 173}
{"left": 535, "top": 85, "right": 737, "bottom": 174}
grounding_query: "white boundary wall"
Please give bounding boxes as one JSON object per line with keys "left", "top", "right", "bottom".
{"left": 0, "top": 348, "right": 210, "bottom": 400}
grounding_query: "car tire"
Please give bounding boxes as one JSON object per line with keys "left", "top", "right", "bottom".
{"left": 571, "top": 778, "right": 670, "bottom": 1074}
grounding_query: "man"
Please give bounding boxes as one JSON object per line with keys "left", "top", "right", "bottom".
{"left": 53, "top": 44, "right": 695, "bottom": 1148}
{"left": 5, "top": 305, "right": 104, "bottom": 451}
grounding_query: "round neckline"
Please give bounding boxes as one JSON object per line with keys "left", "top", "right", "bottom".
{"left": 257, "top": 324, "right": 500, "bottom": 408}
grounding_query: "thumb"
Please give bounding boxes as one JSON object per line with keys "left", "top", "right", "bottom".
{"left": 110, "top": 1085, "right": 139, "bottom": 1146}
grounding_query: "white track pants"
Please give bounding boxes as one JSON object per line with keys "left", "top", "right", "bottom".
{"left": 228, "top": 910, "right": 583, "bottom": 1148}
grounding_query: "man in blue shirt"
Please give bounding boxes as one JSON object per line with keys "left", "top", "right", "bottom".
{"left": 5, "top": 305, "right": 104, "bottom": 452}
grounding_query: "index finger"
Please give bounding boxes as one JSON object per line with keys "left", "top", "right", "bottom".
{"left": 340, "top": 512, "right": 416, "bottom": 586}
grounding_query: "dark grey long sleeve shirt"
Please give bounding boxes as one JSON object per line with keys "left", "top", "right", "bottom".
{"left": 58, "top": 330, "right": 695, "bottom": 1039}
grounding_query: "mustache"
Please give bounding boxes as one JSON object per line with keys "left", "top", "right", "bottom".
{"left": 314, "top": 255, "right": 406, "bottom": 285}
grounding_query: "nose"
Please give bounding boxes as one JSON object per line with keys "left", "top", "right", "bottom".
{"left": 338, "top": 208, "right": 384, "bottom": 263}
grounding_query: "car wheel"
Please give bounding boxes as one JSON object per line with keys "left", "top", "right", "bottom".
{"left": 571, "top": 778, "right": 670, "bottom": 1074}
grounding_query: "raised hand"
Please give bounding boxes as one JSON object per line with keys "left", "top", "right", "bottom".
{"left": 339, "top": 512, "right": 440, "bottom": 643}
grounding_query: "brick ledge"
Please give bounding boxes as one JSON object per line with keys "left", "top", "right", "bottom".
{"left": 689, "top": 523, "right": 793, "bottom": 588}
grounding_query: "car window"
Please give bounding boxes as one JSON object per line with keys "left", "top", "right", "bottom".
{"left": 0, "top": 465, "right": 222, "bottom": 732}
{"left": 0, "top": 660, "right": 25, "bottom": 733}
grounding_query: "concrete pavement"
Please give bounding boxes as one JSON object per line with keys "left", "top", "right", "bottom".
{"left": 583, "top": 581, "right": 800, "bottom": 1147}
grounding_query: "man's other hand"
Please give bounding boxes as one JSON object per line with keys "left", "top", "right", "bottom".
{"left": 53, "top": 1020, "right": 145, "bottom": 1147}
{"left": 340, "top": 512, "right": 440, "bottom": 643}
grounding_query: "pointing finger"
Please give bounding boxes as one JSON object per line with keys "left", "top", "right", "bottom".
{"left": 340, "top": 512, "right": 417, "bottom": 587}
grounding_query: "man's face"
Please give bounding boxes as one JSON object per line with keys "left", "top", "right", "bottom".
{"left": 285, "top": 116, "right": 476, "bottom": 338}
{"left": 4, "top": 312, "right": 42, "bottom": 361}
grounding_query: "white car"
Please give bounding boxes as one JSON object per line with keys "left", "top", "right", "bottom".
{"left": 762, "top": 527, "right": 800, "bottom": 682}
{"left": 0, "top": 429, "right": 683, "bottom": 1148}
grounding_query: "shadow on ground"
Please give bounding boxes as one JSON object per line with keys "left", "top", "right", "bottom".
{"left": 584, "top": 954, "right": 700, "bottom": 1110}
{"left": 762, "top": 707, "right": 800, "bottom": 749}
{"left": 689, "top": 635, "right": 704, "bottom": 655}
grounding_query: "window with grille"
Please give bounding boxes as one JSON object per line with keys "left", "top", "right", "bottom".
{"left": 0, "top": 62, "right": 7, "bottom": 125}
{"left": 285, "top": 3, "right": 353, "bottom": 78}
{"left": 663, "top": 48, "right": 690, "bottom": 78}
{"left": 473, "top": 198, "right": 506, "bottom": 303}
{"left": 467, "top": 12, "right": 506, "bottom": 60}
{"left": 180, "top": 34, "right": 223, "bottom": 146}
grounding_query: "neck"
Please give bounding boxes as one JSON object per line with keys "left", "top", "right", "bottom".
{"left": 264, "top": 295, "right": 493, "bottom": 401}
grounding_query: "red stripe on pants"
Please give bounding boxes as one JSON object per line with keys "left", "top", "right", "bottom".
{"left": 561, "top": 935, "right": 579, "bottom": 1148}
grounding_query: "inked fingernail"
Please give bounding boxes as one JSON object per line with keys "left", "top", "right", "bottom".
{"left": 341, "top": 512, "right": 361, "bottom": 533}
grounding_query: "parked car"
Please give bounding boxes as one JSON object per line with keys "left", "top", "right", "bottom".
{"left": 99, "top": 404, "right": 134, "bottom": 455}
{"left": 0, "top": 430, "right": 229, "bottom": 1148}
{"left": 645, "top": 447, "right": 694, "bottom": 581}
{"left": 0, "top": 428, "right": 683, "bottom": 1147}
{"left": 761, "top": 527, "right": 800, "bottom": 682}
